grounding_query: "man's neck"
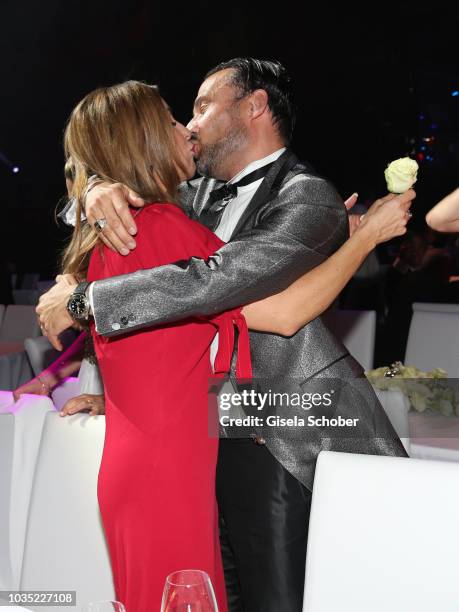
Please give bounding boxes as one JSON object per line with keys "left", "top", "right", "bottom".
{"left": 222, "top": 143, "right": 286, "bottom": 181}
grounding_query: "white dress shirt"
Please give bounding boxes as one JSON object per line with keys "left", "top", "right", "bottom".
{"left": 209, "top": 147, "right": 286, "bottom": 368}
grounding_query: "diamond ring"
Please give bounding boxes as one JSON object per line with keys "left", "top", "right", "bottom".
{"left": 94, "top": 218, "right": 108, "bottom": 233}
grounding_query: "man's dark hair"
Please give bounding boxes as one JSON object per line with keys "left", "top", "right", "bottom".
{"left": 205, "top": 58, "right": 296, "bottom": 145}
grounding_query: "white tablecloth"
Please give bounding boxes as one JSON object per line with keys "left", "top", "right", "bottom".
{"left": 373, "top": 387, "right": 459, "bottom": 461}
{"left": 409, "top": 409, "right": 459, "bottom": 461}
{"left": 0, "top": 392, "right": 56, "bottom": 590}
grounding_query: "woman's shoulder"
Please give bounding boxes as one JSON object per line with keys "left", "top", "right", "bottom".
{"left": 135, "top": 202, "right": 224, "bottom": 247}
{"left": 135, "top": 201, "right": 186, "bottom": 222}
{"left": 128, "top": 201, "right": 224, "bottom": 268}
{"left": 132, "top": 202, "right": 189, "bottom": 235}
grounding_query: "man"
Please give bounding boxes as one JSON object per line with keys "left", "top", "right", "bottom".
{"left": 38, "top": 58, "right": 411, "bottom": 611}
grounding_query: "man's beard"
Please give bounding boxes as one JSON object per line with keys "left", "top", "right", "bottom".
{"left": 195, "top": 120, "right": 248, "bottom": 180}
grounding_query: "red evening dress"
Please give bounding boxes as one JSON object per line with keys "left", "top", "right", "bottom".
{"left": 87, "top": 203, "right": 251, "bottom": 612}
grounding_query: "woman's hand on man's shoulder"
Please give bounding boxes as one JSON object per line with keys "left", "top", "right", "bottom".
{"left": 85, "top": 182, "right": 146, "bottom": 255}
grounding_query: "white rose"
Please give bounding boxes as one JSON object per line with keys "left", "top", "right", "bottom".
{"left": 384, "top": 157, "right": 419, "bottom": 193}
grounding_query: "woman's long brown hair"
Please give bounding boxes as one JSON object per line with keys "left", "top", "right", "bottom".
{"left": 61, "top": 80, "right": 181, "bottom": 280}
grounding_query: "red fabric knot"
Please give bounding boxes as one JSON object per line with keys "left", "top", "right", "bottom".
{"left": 212, "top": 309, "right": 253, "bottom": 382}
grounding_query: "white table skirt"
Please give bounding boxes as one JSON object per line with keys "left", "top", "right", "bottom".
{"left": 0, "top": 392, "right": 56, "bottom": 590}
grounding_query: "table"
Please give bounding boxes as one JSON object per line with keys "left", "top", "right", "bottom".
{"left": 0, "top": 392, "right": 56, "bottom": 590}
{"left": 409, "top": 409, "right": 459, "bottom": 461}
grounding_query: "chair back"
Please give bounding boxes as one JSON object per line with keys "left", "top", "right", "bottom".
{"left": 323, "top": 309, "right": 376, "bottom": 370}
{"left": 303, "top": 451, "right": 459, "bottom": 611}
{"left": 24, "top": 330, "right": 78, "bottom": 376}
{"left": 0, "top": 306, "right": 40, "bottom": 342}
{"left": 405, "top": 302, "right": 459, "bottom": 376}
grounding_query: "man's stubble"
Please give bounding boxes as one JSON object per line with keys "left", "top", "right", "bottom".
{"left": 195, "top": 111, "right": 249, "bottom": 180}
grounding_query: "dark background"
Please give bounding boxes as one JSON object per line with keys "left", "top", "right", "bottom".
{"left": 0, "top": 0, "right": 458, "bottom": 278}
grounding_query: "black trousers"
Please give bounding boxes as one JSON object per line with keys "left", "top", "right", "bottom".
{"left": 216, "top": 439, "right": 312, "bottom": 612}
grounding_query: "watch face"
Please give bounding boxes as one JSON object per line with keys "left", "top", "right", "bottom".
{"left": 68, "top": 295, "right": 88, "bottom": 318}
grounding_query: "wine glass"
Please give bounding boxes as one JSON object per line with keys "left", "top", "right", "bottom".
{"left": 80, "top": 601, "right": 126, "bottom": 612}
{"left": 161, "top": 569, "right": 219, "bottom": 611}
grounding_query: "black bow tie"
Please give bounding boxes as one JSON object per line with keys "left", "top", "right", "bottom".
{"left": 207, "top": 161, "right": 276, "bottom": 210}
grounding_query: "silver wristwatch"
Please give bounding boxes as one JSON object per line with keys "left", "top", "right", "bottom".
{"left": 66, "top": 282, "right": 91, "bottom": 321}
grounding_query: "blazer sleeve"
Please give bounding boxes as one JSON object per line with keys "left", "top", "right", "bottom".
{"left": 92, "top": 175, "right": 349, "bottom": 336}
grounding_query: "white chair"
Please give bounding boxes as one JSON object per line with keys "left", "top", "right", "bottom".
{"left": 374, "top": 388, "right": 410, "bottom": 454}
{"left": 23, "top": 336, "right": 59, "bottom": 376}
{"left": 405, "top": 302, "right": 459, "bottom": 376}
{"left": 0, "top": 306, "right": 39, "bottom": 390}
{"left": 404, "top": 303, "right": 459, "bottom": 460}
{"left": 20, "top": 412, "right": 115, "bottom": 610}
{"left": 24, "top": 330, "right": 78, "bottom": 376}
{"left": 0, "top": 306, "right": 40, "bottom": 342}
{"left": 303, "top": 451, "right": 459, "bottom": 612}
{"left": 323, "top": 309, "right": 376, "bottom": 371}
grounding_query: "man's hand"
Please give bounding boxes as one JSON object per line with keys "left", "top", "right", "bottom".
{"left": 36, "top": 274, "right": 78, "bottom": 350}
{"left": 86, "top": 182, "right": 146, "bottom": 254}
{"left": 59, "top": 394, "right": 105, "bottom": 417}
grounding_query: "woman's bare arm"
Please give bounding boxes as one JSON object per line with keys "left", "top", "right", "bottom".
{"left": 243, "top": 192, "right": 413, "bottom": 336}
{"left": 13, "top": 332, "right": 86, "bottom": 400}
{"left": 426, "top": 188, "right": 459, "bottom": 233}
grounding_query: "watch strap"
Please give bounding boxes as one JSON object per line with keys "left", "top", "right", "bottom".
{"left": 74, "top": 281, "right": 90, "bottom": 297}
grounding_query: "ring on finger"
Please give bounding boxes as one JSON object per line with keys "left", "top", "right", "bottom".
{"left": 94, "top": 217, "right": 108, "bottom": 233}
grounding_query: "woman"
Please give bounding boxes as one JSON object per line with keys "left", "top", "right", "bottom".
{"left": 53, "top": 81, "right": 409, "bottom": 611}
{"left": 426, "top": 187, "right": 459, "bottom": 232}
{"left": 63, "top": 81, "right": 252, "bottom": 612}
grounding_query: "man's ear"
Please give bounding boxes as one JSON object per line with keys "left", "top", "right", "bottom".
{"left": 249, "top": 89, "right": 269, "bottom": 119}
